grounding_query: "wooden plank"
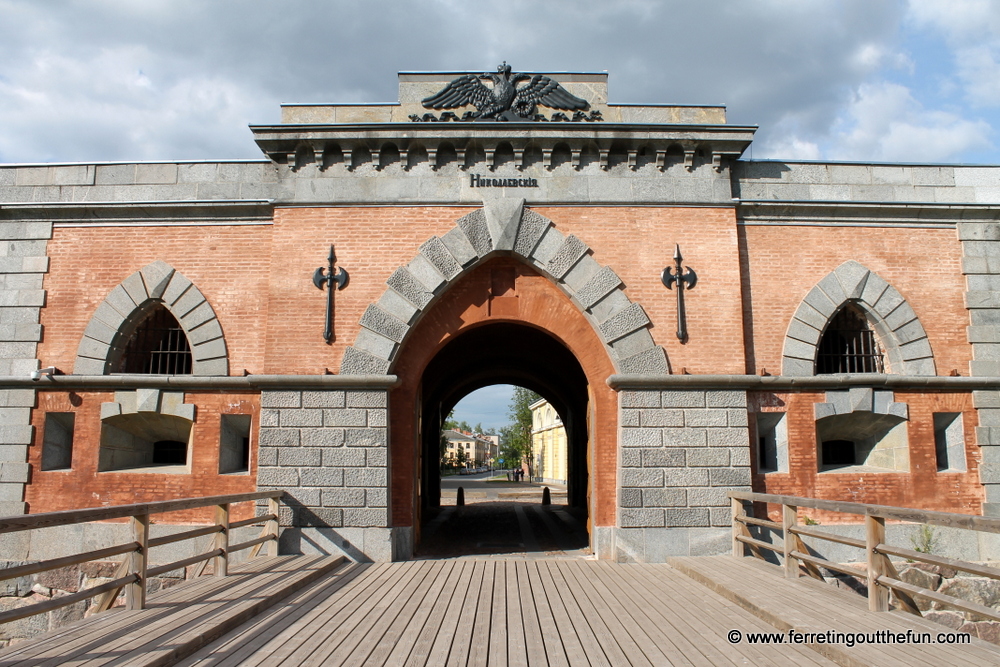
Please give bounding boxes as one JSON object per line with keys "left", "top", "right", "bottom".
{"left": 558, "top": 561, "right": 660, "bottom": 667}
{"left": 286, "top": 561, "right": 420, "bottom": 667}
{"left": 178, "top": 563, "right": 379, "bottom": 667}
{"left": 514, "top": 561, "right": 546, "bottom": 667}
{"left": 425, "top": 560, "right": 482, "bottom": 667}
{"left": 75, "top": 556, "right": 343, "bottom": 667}
{"left": 878, "top": 544, "right": 1000, "bottom": 580}
{"left": 448, "top": 560, "right": 492, "bottom": 667}
{"left": 356, "top": 560, "right": 449, "bottom": 666}
{"left": 485, "top": 560, "right": 508, "bottom": 667}
{"left": 532, "top": 560, "right": 590, "bottom": 667}
{"left": 233, "top": 563, "right": 398, "bottom": 667}
{"left": 671, "top": 556, "right": 991, "bottom": 667}
{"left": 789, "top": 525, "right": 866, "bottom": 550}
{"left": 543, "top": 561, "right": 609, "bottom": 667}
{"left": 628, "top": 563, "right": 830, "bottom": 667}
{"left": 309, "top": 561, "right": 436, "bottom": 666}
{"left": 587, "top": 563, "right": 702, "bottom": 667}
{"left": 0, "top": 542, "right": 138, "bottom": 581}
{"left": 13, "top": 557, "right": 322, "bottom": 667}
{"left": 388, "top": 560, "right": 465, "bottom": 667}
{"left": 522, "top": 560, "right": 569, "bottom": 667}
{"left": 551, "top": 560, "right": 629, "bottom": 666}
{"left": 505, "top": 561, "right": 528, "bottom": 667}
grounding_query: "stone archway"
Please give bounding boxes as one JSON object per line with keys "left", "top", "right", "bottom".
{"left": 73, "top": 260, "right": 229, "bottom": 376}
{"left": 781, "top": 260, "right": 935, "bottom": 376}
{"left": 339, "top": 198, "right": 668, "bottom": 377}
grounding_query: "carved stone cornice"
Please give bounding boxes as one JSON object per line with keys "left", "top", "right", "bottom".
{"left": 250, "top": 122, "right": 757, "bottom": 173}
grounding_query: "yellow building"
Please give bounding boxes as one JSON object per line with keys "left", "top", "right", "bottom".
{"left": 441, "top": 429, "right": 492, "bottom": 468}
{"left": 530, "top": 398, "right": 567, "bottom": 484}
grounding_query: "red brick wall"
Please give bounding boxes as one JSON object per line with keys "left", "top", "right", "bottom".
{"left": 25, "top": 391, "right": 260, "bottom": 523}
{"left": 39, "top": 224, "right": 272, "bottom": 375}
{"left": 740, "top": 225, "right": 970, "bottom": 375}
{"left": 751, "top": 391, "right": 983, "bottom": 523}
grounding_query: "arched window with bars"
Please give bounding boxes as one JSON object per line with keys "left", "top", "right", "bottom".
{"left": 118, "top": 307, "right": 193, "bottom": 375}
{"left": 815, "top": 304, "right": 885, "bottom": 374}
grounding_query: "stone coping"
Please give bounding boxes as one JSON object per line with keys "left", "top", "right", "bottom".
{"left": 0, "top": 374, "right": 400, "bottom": 390}
{"left": 608, "top": 374, "right": 1000, "bottom": 391}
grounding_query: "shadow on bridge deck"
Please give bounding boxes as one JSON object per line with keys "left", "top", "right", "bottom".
{"left": 4, "top": 553, "right": 1000, "bottom": 666}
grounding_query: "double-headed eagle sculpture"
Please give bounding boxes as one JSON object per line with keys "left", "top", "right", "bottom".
{"left": 422, "top": 62, "right": 589, "bottom": 122}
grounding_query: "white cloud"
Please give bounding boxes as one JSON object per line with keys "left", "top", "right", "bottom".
{"left": 829, "top": 81, "right": 992, "bottom": 162}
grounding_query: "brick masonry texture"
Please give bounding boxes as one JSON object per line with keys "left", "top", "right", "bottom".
{"left": 618, "top": 389, "right": 750, "bottom": 528}
{"left": 257, "top": 389, "right": 389, "bottom": 528}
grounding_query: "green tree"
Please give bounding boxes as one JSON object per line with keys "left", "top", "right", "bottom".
{"left": 500, "top": 387, "right": 540, "bottom": 476}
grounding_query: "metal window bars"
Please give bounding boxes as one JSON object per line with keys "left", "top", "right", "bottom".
{"left": 119, "top": 307, "right": 193, "bottom": 375}
{"left": 816, "top": 306, "right": 884, "bottom": 374}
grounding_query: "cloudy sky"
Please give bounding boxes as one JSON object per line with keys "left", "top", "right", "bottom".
{"left": 1, "top": 0, "right": 999, "bottom": 165}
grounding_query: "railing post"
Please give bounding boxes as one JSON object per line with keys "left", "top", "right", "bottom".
{"left": 866, "top": 514, "right": 888, "bottom": 611}
{"left": 266, "top": 495, "right": 280, "bottom": 557}
{"left": 783, "top": 504, "right": 798, "bottom": 579}
{"left": 731, "top": 496, "right": 745, "bottom": 557}
{"left": 126, "top": 513, "right": 149, "bottom": 610}
{"left": 214, "top": 503, "right": 230, "bottom": 577}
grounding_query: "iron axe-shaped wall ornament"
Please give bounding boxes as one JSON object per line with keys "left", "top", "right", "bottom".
{"left": 313, "top": 245, "right": 349, "bottom": 343}
{"left": 661, "top": 244, "right": 697, "bottom": 343}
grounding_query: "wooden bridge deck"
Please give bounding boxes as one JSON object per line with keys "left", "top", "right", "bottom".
{"left": 4, "top": 555, "right": 1000, "bottom": 666}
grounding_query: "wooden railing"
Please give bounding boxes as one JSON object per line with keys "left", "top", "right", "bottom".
{"left": 730, "top": 491, "right": 1000, "bottom": 621}
{"left": 0, "top": 490, "right": 284, "bottom": 625}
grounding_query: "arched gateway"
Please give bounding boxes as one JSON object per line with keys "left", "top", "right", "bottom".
{"left": 11, "top": 65, "right": 986, "bottom": 570}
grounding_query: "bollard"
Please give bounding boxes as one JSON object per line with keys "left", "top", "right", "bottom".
{"left": 542, "top": 487, "right": 551, "bottom": 505}
{"left": 457, "top": 486, "right": 465, "bottom": 506}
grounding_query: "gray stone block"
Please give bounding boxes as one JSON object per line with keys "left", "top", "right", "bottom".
{"left": 610, "top": 329, "right": 655, "bottom": 361}
{"left": 618, "top": 346, "right": 669, "bottom": 374}
{"left": 661, "top": 391, "right": 706, "bottom": 408}
{"left": 620, "top": 409, "right": 640, "bottom": 427}
{"left": 354, "top": 328, "right": 396, "bottom": 360}
{"left": 621, "top": 448, "right": 641, "bottom": 467}
{"left": 530, "top": 226, "right": 566, "bottom": 267}
{"left": 706, "top": 429, "right": 748, "bottom": 447}
{"left": 322, "top": 488, "right": 366, "bottom": 507}
{"left": 0, "top": 425, "right": 32, "bottom": 445}
{"left": 419, "top": 236, "right": 462, "bottom": 280}
{"left": 727, "top": 410, "right": 748, "bottom": 427}
{"left": 340, "top": 347, "right": 391, "bottom": 375}
{"left": 546, "top": 235, "right": 589, "bottom": 280}
{"left": 367, "top": 488, "right": 387, "bottom": 507}
{"left": 641, "top": 488, "right": 687, "bottom": 507}
{"left": 621, "top": 428, "right": 661, "bottom": 448}
{"left": 194, "top": 357, "right": 228, "bottom": 376}
{"left": 782, "top": 357, "right": 814, "bottom": 376}
{"left": 258, "top": 448, "right": 277, "bottom": 466}
{"left": 302, "top": 391, "right": 346, "bottom": 409}
{"left": 599, "top": 302, "right": 650, "bottom": 343}
{"left": 709, "top": 508, "right": 731, "bottom": 528}
{"left": 344, "top": 467, "right": 388, "bottom": 487}
{"left": 662, "top": 468, "right": 709, "bottom": 487}
{"left": 322, "top": 448, "right": 366, "bottom": 467}
{"left": 730, "top": 448, "right": 750, "bottom": 467}
{"left": 705, "top": 391, "right": 747, "bottom": 408}
{"left": 257, "top": 467, "right": 299, "bottom": 487}
{"left": 441, "top": 226, "right": 479, "bottom": 267}
{"left": 367, "top": 448, "right": 387, "bottom": 467}
{"left": 121, "top": 271, "right": 149, "bottom": 308}
{"left": 188, "top": 318, "right": 224, "bottom": 345}
{"left": 299, "top": 467, "right": 344, "bottom": 487}
{"left": 664, "top": 508, "right": 711, "bottom": 528}
{"left": 280, "top": 488, "right": 322, "bottom": 511}
{"left": 589, "top": 289, "right": 631, "bottom": 323}
{"left": 620, "top": 391, "right": 661, "bottom": 408}
{"left": 278, "top": 448, "right": 322, "bottom": 467}
{"left": 620, "top": 488, "right": 642, "bottom": 507}
{"left": 513, "top": 209, "right": 549, "bottom": 258}
{"left": 376, "top": 288, "right": 419, "bottom": 325}
{"left": 258, "top": 428, "right": 299, "bottom": 447}
{"left": 407, "top": 253, "right": 447, "bottom": 293}
{"left": 684, "top": 410, "right": 728, "bottom": 427}
{"left": 0, "top": 391, "right": 35, "bottom": 408}
{"left": 294, "top": 507, "right": 343, "bottom": 528}
{"left": 640, "top": 409, "right": 683, "bottom": 427}
{"left": 574, "top": 266, "right": 622, "bottom": 310}
{"left": 621, "top": 468, "right": 664, "bottom": 487}
{"left": 834, "top": 261, "right": 871, "bottom": 299}
{"left": 456, "top": 209, "right": 492, "bottom": 257}
{"left": 346, "top": 391, "right": 388, "bottom": 408}
{"left": 483, "top": 197, "right": 524, "bottom": 251}
{"left": 709, "top": 468, "right": 751, "bottom": 486}
{"left": 343, "top": 508, "right": 388, "bottom": 528}
{"left": 663, "top": 429, "right": 708, "bottom": 448}
{"left": 562, "top": 254, "right": 600, "bottom": 293}
{"left": 641, "top": 448, "right": 685, "bottom": 467}
{"left": 386, "top": 268, "right": 433, "bottom": 309}
{"left": 687, "top": 487, "right": 731, "bottom": 507}
{"left": 323, "top": 408, "right": 367, "bottom": 427}
{"left": 345, "top": 428, "right": 387, "bottom": 447}
{"left": 262, "top": 392, "right": 301, "bottom": 409}
{"left": 686, "top": 449, "right": 730, "bottom": 467}
{"left": 817, "top": 272, "right": 847, "bottom": 306}
{"left": 620, "top": 509, "right": 665, "bottom": 528}
{"left": 367, "top": 409, "right": 387, "bottom": 427}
